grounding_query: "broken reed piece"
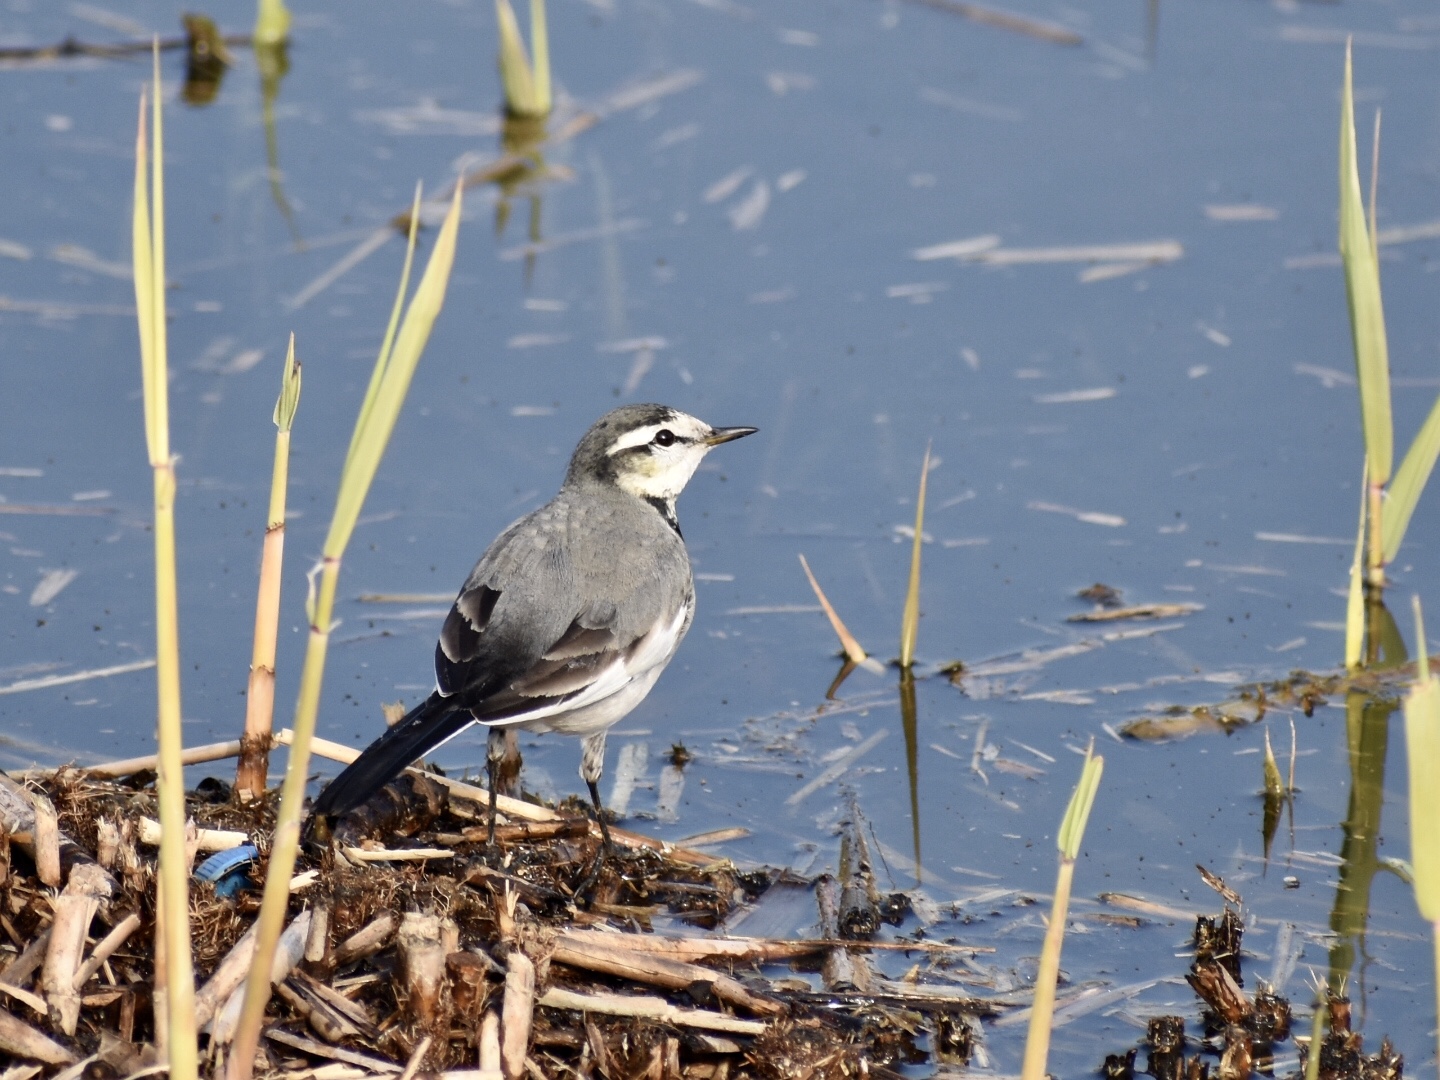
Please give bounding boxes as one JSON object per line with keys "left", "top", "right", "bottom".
{"left": 501, "top": 949, "right": 534, "bottom": 1080}
{"left": 447, "top": 951, "right": 491, "bottom": 1019}
{"left": 397, "top": 912, "right": 447, "bottom": 1031}
{"left": 210, "top": 910, "right": 312, "bottom": 1045}
{"left": 0, "top": 1006, "right": 75, "bottom": 1065}
{"left": 74, "top": 910, "right": 142, "bottom": 990}
{"left": 838, "top": 810, "right": 881, "bottom": 940}
{"left": 539, "top": 986, "right": 767, "bottom": 1036}
{"left": 31, "top": 792, "right": 61, "bottom": 887}
{"left": 397, "top": 1035, "right": 431, "bottom": 1080}
{"left": 479, "top": 1010, "right": 503, "bottom": 1080}
{"left": 42, "top": 861, "right": 114, "bottom": 1033}
{"left": 549, "top": 934, "right": 784, "bottom": 1017}
{"left": 1, "top": 927, "right": 52, "bottom": 990}
{"left": 816, "top": 874, "right": 871, "bottom": 993}
{"left": 305, "top": 900, "right": 329, "bottom": 965}
{"left": 139, "top": 815, "right": 248, "bottom": 853}
{"left": 553, "top": 928, "right": 819, "bottom": 964}
{"left": 333, "top": 911, "right": 397, "bottom": 967}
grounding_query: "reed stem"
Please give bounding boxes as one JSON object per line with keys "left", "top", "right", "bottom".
{"left": 1021, "top": 858, "right": 1073, "bottom": 1080}
{"left": 133, "top": 46, "right": 198, "bottom": 1080}
{"left": 236, "top": 338, "right": 301, "bottom": 801}
{"left": 227, "top": 182, "right": 462, "bottom": 1080}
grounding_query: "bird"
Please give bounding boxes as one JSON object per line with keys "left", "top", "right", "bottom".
{"left": 310, "top": 403, "right": 756, "bottom": 849}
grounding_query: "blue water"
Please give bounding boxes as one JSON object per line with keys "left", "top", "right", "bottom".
{"left": 2, "top": 0, "right": 1439, "bottom": 1071}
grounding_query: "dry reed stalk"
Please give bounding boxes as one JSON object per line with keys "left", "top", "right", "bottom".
{"left": 798, "top": 554, "right": 869, "bottom": 666}
{"left": 74, "top": 911, "right": 142, "bottom": 990}
{"left": 236, "top": 338, "right": 301, "bottom": 800}
{"left": 133, "top": 48, "right": 198, "bottom": 1079}
{"left": 0, "top": 1009, "right": 75, "bottom": 1065}
{"left": 398, "top": 912, "right": 447, "bottom": 1030}
{"left": 549, "top": 936, "right": 781, "bottom": 1016}
{"left": 899, "top": 444, "right": 931, "bottom": 669}
{"left": 501, "top": 950, "right": 535, "bottom": 1080}
{"left": 537, "top": 987, "right": 767, "bottom": 1035}
{"left": 332, "top": 913, "right": 397, "bottom": 967}
{"left": 480, "top": 1011, "right": 503, "bottom": 1080}
{"left": 41, "top": 862, "right": 113, "bottom": 1033}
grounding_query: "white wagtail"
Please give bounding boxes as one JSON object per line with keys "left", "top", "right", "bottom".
{"left": 311, "top": 404, "right": 756, "bottom": 846}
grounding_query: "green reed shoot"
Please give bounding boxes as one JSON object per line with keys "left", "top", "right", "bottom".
{"left": 1339, "top": 44, "right": 1440, "bottom": 613}
{"left": 1263, "top": 726, "right": 1284, "bottom": 799}
{"left": 898, "top": 443, "right": 930, "bottom": 670}
{"left": 235, "top": 339, "right": 301, "bottom": 801}
{"left": 254, "top": 0, "right": 292, "bottom": 46}
{"left": 1021, "top": 741, "right": 1104, "bottom": 1080}
{"left": 496, "top": 0, "right": 552, "bottom": 119}
{"left": 1403, "top": 594, "right": 1440, "bottom": 1067}
{"left": 132, "top": 49, "right": 199, "bottom": 1080}
{"left": 227, "top": 183, "right": 463, "bottom": 1080}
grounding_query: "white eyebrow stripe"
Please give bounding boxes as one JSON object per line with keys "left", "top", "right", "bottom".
{"left": 605, "top": 422, "right": 670, "bottom": 455}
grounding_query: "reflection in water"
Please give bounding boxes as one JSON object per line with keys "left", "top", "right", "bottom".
{"left": 180, "top": 15, "right": 231, "bottom": 107}
{"left": 899, "top": 668, "right": 921, "bottom": 885}
{"left": 496, "top": 114, "right": 548, "bottom": 284}
{"left": 1327, "top": 602, "right": 1407, "bottom": 1012}
{"left": 1327, "top": 689, "right": 1395, "bottom": 1007}
{"left": 257, "top": 41, "right": 303, "bottom": 249}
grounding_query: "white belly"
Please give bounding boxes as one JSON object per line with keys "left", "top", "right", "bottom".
{"left": 510, "top": 663, "right": 666, "bottom": 737}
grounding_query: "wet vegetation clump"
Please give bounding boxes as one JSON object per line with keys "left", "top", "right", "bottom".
{"left": 0, "top": 764, "right": 1003, "bottom": 1078}
{"left": 1101, "top": 888, "right": 1402, "bottom": 1080}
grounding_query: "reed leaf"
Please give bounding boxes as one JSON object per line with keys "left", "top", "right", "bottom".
{"left": 496, "top": 0, "right": 539, "bottom": 118}
{"left": 1403, "top": 595, "right": 1440, "bottom": 1062}
{"left": 529, "top": 0, "right": 552, "bottom": 116}
{"left": 798, "top": 554, "right": 868, "bottom": 666}
{"left": 227, "top": 183, "right": 463, "bottom": 1080}
{"left": 133, "top": 48, "right": 198, "bottom": 1080}
{"left": 898, "top": 444, "right": 930, "bottom": 669}
{"left": 1339, "top": 41, "right": 1393, "bottom": 487}
{"left": 344, "top": 185, "right": 420, "bottom": 476}
{"left": 1381, "top": 391, "right": 1440, "bottom": 564}
{"left": 1057, "top": 742, "right": 1104, "bottom": 861}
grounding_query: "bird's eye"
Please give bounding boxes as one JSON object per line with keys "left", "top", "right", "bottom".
{"left": 653, "top": 429, "right": 676, "bottom": 447}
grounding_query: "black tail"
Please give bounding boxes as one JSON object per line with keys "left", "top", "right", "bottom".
{"left": 311, "top": 693, "right": 474, "bottom": 820}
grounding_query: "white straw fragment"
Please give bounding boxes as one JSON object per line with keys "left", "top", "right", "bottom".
{"left": 0, "top": 659, "right": 155, "bottom": 697}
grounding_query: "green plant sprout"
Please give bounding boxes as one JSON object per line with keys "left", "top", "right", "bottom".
{"left": 1021, "top": 741, "right": 1104, "bottom": 1080}
{"left": 497, "top": 0, "right": 551, "bottom": 119}
{"left": 1339, "top": 43, "right": 1440, "bottom": 667}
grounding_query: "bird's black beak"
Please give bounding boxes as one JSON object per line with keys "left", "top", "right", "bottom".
{"left": 704, "top": 426, "right": 758, "bottom": 446}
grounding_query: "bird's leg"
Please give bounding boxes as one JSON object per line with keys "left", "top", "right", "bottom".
{"left": 580, "top": 731, "right": 615, "bottom": 854}
{"left": 485, "top": 726, "right": 507, "bottom": 847}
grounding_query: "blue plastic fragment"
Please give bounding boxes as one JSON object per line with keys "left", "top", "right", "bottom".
{"left": 194, "top": 843, "right": 259, "bottom": 898}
